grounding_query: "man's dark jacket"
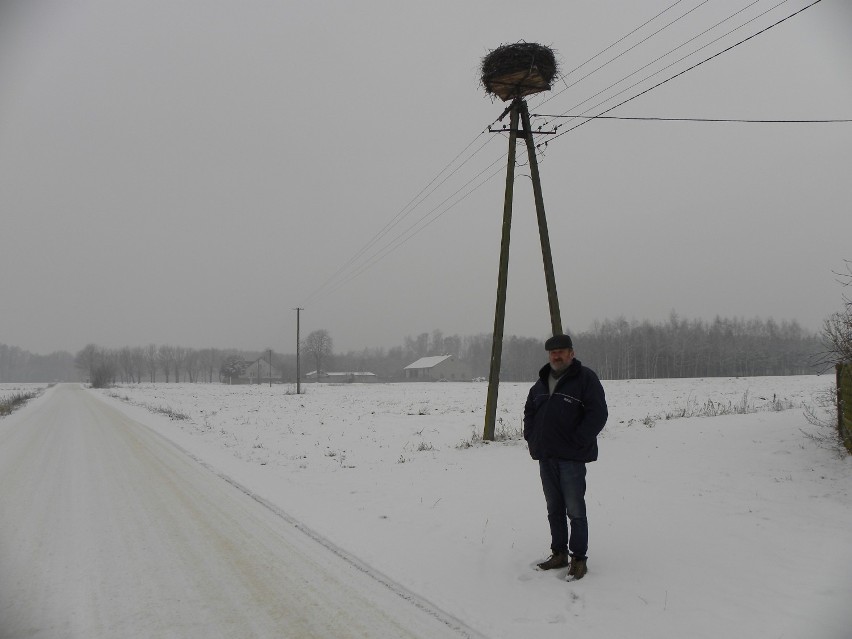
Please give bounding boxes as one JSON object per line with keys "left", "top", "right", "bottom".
{"left": 523, "top": 359, "right": 608, "bottom": 462}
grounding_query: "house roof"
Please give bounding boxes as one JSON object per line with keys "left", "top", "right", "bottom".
{"left": 404, "top": 355, "right": 453, "bottom": 370}
{"left": 245, "top": 355, "right": 273, "bottom": 367}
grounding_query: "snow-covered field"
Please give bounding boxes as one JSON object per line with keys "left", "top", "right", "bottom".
{"left": 0, "top": 383, "right": 44, "bottom": 401}
{"left": 11, "top": 375, "right": 851, "bottom": 638}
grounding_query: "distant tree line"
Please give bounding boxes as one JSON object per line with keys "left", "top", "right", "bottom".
{"left": 578, "top": 313, "right": 819, "bottom": 380}
{"left": 0, "top": 344, "right": 76, "bottom": 383}
{"left": 332, "top": 314, "right": 823, "bottom": 382}
{"left": 0, "top": 314, "right": 825, "bottom": 384}
{"left": 71, "top": 344, "right": 283, "bottom": 387}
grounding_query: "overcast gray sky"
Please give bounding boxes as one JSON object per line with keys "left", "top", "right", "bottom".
{"left": 1, "top": 0, "right": 850, "bottom": 355}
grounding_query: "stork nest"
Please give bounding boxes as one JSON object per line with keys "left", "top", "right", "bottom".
{"left": 480, "top": 42, "right": 558, "bottom": 102}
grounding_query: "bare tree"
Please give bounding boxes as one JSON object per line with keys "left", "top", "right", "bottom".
{"left": 144, "top": 344, "right": 158, "bottom": 382}
{"left": 129, "top": 347, "right": 145, "bottom": 383}
{"left": 181, "top": 348, "right": 194, "bottom": 382}
{"left": 442, "top": 334, "right": 463, "bottom": 358}
{"left": 302, "top": 329, "right": 333, "bottom": 379}
{"left": 173, "top": 346, "right": 187, "bottom": 383}
{"left": 74, "top": 344, "right": 115, "bottom": 388}
{"left": 117, "top": 347, "right": 134, "bottom": 383}
{"left": 198, "top": 348, "right": 220, "bottom": 383}
{"left": 74, "top": 344, "right": 100, "bottom": 382}
{"left": 821, "top": 260, "right": 852, "bottom": 366}
{"left": 158, "top": 345, "right": 176, "bottom": 383}
{"left": 403, "top": 333, "right": 429, "bottom": 360}
{"left": 430, "top": 329, "right": 444, "bottom": 355}
{"left": 219, "top": 354, "right": 247, "bottom": 383}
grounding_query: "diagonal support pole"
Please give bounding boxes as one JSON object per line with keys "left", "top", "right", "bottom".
{"left": 519, "top": 99, "right": 562, "bottom": 335}
{"left": 483, "top": 101, "right": 520, "bottom": 442}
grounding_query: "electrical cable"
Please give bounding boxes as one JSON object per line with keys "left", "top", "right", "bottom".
{"left": 319, "top": 160, "right": 507, "bottom": 299}
{"left": 301, "top": 131, "right": 498, "bottom": 305}
{"left": 315, "top": 3, "right": 738, "bottom": 304}
{"left": 561, "top": 0, "right": 688, "bottom": 79}
{"left": 528, "top": 1, "right": 779, "bottom": 162}
{"left": 308, "top": 3, "right": 740, "bottom": 305}
{"left": 536, "top": 0, "right": 712, "bottom": 114}
{"left": 531, "top": 115, "right": 851, "bottom": 123}
{"left": 303, "top": 0, "right": 825, "bottom": 309}
{"left": 555, "top": 0, "right": 712, "bottom": 99}
{"left": 540, "top": 0, "right": 823, "bottom": 146}
{"left": 537, "top": 0, "right": 779, "bottom": 132}
{"left": 326, "top": 115, "right": 565, "bottom": 298}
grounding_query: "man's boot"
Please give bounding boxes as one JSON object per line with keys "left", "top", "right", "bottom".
{"left": 537, "top": 551, "right": 569, "bottom": 570}
{"left": 568, "top": 556, "right": 587, "bottom": 580}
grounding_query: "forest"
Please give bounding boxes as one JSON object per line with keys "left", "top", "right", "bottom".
{"left": 0, "top": 314, "right": 824, "bottom": 384}
{"left": 340, "top": 314, "right": 822, "bottom": 382}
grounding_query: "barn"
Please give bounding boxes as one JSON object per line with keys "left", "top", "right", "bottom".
{"left": 403, "top": 355, "right": 471, "bottom": 381}
{"left": 305, "top": 371, "right": 378, "bottom": 383}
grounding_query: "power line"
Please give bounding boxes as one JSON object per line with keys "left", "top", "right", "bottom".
{"left": 540, "top": 0, "right": 824, "bottom": 146}
{"left": 561, "top": 0, "right": 688, "bottom": 79}
{"left": 536, "top": 0, "right": 788, "bottom": 134}
{"left": 536, "top": 0, "right": 769, "bottom": 131}
{"left": 318, "top": 160, "right": 507, "bottom": 300}
{"left": 301, "top": 0, "right": 826, "bottom": 309}
{"left": 315, "top": 5, "right": 764, "bottom": 305}
{"left": 301, "top": 131, "right": 498, "bottom": 305}
{"left": 554, "top": 0, "right": 712, "bottom": 99}
{"left": 530, "top": 114, "right": 852, "bottom": 123}
{"left": 306, "top": 3, "right": 751, "bottom": 306}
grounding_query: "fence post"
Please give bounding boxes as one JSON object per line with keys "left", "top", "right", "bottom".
{"left": 838, "top": 363, "right": 852, "bottom": 454}
{"left": 838, "top": 364, "right": 843, "bottom": 434}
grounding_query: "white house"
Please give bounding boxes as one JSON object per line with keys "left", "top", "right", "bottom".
{"left": 403, "top": 355, "right": 471, "bottom": 381}
{"left": 237, "top": 356, "right": 279, "bottom": 384}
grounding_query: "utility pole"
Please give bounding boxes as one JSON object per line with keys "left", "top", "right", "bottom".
{"left": 519, "top": 99, "right": 561, "bottom": 334}
{"left": 295, "top": 308, "right": 303, "bottom": 394}
{"left": 268, "top": 348, "right": 272, "bottom": 388}
{"left": 483, "top": 98, "right": 562, "bottom": 441}
{"left": 483, "top": 102, "right": 520, "bottom": 442}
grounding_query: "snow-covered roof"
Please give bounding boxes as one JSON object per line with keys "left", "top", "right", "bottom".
{"left": 404, "top": 355, "right": 453, "bottom": 370}
{"left": 326, "top": 371, "right": 376, "bottom": 377}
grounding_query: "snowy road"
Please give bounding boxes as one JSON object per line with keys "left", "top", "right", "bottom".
{"left": 0, "top": 384, "right": 472, "bottom": 639}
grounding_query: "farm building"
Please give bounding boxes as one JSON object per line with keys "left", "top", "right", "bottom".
{"left": 305, "top": 371, "right": 378, "bottom": 383}
{"left": 238, "top": 355, "right": 280, "bottom": 384}
{"left": 403, "top": 355, "right": 471, "bottom": 381}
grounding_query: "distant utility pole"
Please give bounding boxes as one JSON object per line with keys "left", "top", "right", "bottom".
{"left": 294, "top": 308, "right": 303, "bottom": 394}
{"left": 268, "top": 348, "right": 272, "bottom": 388}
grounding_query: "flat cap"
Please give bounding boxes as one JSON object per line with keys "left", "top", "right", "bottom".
{"left": 544, "top": 334, "right": 573, "bottom": 351}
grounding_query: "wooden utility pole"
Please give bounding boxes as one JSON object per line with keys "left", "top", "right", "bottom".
{"left": 519, "top": 99, "right": 562, "bottom": 335}
{"left": 483, "top": 97, "right": 561, "bottom": 441}
{"left": 483, "top": 103, "right": 520, "bottom": 442}
{"left": 295, "top": 308, "right": 303, "bottom": 394}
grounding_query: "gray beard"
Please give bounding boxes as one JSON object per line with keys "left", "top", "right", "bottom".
{"left": 550, "top": 365, "right": 569, "bottom": 379}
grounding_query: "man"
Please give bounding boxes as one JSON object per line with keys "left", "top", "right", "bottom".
{"left": 523, "top": 334, "right": 608, "bottom": 580}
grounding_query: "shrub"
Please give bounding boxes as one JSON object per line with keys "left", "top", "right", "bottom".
{"left": 0, "top": 392, "right": 38, "bottom": 416}
{"left": 90, "top": 363, "right": 115, "bottom": 389}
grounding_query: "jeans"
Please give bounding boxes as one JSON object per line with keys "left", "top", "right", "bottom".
{"left": 539, "top": 459, "right": 588, "bottom": 558}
